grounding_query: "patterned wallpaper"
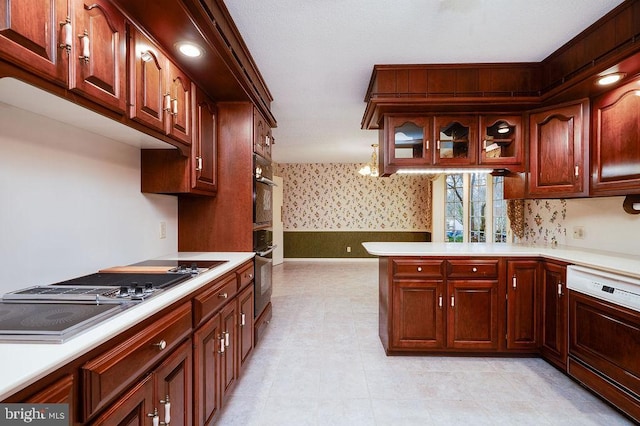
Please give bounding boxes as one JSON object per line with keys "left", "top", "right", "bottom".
{"left": 518, "top": 199, "right": 568, "bottom": 246}
{"left": 276, "top": 163, "right": 432, "bottom": 231}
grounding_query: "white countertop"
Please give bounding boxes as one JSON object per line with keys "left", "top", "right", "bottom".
{"left": 0, "top": 252, "right": 254, "bottom": 401}
{"left": 362, "top": 242, "right": 640, "bottom": 280}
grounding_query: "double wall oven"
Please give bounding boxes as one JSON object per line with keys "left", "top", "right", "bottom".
{"left": 253, "top": 153, "right": 275, "bottom": 342}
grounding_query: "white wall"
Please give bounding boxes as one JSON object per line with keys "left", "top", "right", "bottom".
{"left": 0, "top": 103, "right": 178, "bottom": 293}
{"left": 564, "top": 197, "right": 640, "bottom": 253}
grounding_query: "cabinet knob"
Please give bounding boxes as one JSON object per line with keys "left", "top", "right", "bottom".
{"left": 153, "top": 340, "right": 167, "bottom": 351}
{"left": 472, "top": 267, "right": 478, "bottom": 272}
{"left": 417, "top": 266, "right": 422, "bottom": 272}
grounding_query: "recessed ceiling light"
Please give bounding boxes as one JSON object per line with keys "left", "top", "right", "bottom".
{"left": 176, "top": 42, "right": 203, "bottom": 58}
{"left": 596, "top": 73, "right": 625, "bottom": 86}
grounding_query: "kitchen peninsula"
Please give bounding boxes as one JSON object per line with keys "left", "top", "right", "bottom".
{"left": 364, "top": 241, "right": 640, "bottom": 422}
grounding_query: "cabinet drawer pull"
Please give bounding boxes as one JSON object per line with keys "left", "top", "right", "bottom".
{"left": 512, "top": 275, "right": 517, "bottom": 289}
{"left": 451, "top": 295, "right": 455, "bottom": 308}
{"left": 159, "top": 395, "right": 171, "bottom": 425}
{"left": 164, "top": 93, "right": 172, "bottom": 113}
{"left": 59, "top": 17, "right": 72, "bottom": 52}
{"left": 438, "top": 295, "right": 443, "bottom": 308}
{"left": 224, "top": 331, "right": 230, "bottom": 347}
{"left": 78, "top": 30, "right": 90, "bottom": 63}
{"left": 153, "top": 340, "right": 167, "bottom": 351}
{"left": 218, "top": 336, "right": 225, "bottom": 354}
{"left": 218, "top": 292, "right": 228, "bottom": 299}
{"left": 148, "top": 408, "right": 159, "bottom": 426}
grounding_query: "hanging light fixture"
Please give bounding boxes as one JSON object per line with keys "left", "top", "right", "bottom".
{"left": 359, "top": 144, "right": 379, "bottom": 177}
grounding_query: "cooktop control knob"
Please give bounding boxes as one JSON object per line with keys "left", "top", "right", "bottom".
{"left": 119, "top": 286, "right": 130, "bottom": 297}
{"left": 144, "top": 282, "right": 154, "bottom": 292}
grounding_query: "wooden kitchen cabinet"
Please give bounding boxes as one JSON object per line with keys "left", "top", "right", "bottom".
{"left": 540, "top": 261, "right": 568, "bottom": 371}
{"left": 479, "top": 115, "right": 524, "bottom": 169}
{"left": 391, "top": 278, "right": 445, "bottom": 349}
{"left": 94, "top": 338, "right": 193, "bottom": 426}
{"left": 435, "top": 115, "right": 477, "bottom": 166}
{"left": 141, "top": 85, "right": 217, "bottom": 196}
{"left": 382, "top": 115, "right": 433, "bottom": 175}
{"left": 194, "top": 309, "right": 232, "bottom": 426}
{"left": 506, "top": 260, "right": 539, "bottom": 351}
{"left": 528, "top": 100, "right": 589, "bottom": 198}
{"left": 238, "top": 283, "right": 255, "bottom": 372}
{"left": 130, "top": 27, "right": 192, "bottom": 146}
{"left": 383, "top": 257, "right": 502, "bottom": 353}
{"left": 254, "top": 108, "right": 273, "bottom": 159}
{"left": 0, "top": 0, "right": 127, "bottom": 113}
{"left": 591, "top": 79, "right": 640, "bottom": 196}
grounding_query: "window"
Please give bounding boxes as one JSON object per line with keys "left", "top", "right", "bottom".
{"left": 444, "top": 173, "right": 506, "bottom": 243}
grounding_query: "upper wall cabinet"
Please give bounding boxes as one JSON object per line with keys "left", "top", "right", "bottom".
{"left": 591, "top": 79, "right": 640, "bottom": 196}
{"left": 382, "top": 116, "right": 432, "bottom": 175}
{"left": 528, "top": 100, "right": 590, "bottom": 198}
{"left": 0, "top": 0, "right": 127, "bottom": 113}
{"left": 479, "top": 115, "right": 523, "bottom": 169}
{"left": 435, "top": 115, "right": 477, "bottom": 166}
{"left": 253, "top": 109, "right": 272, "bottom": 160}
{"left": 130, "top": 27, "right": 192, "bottom": 147}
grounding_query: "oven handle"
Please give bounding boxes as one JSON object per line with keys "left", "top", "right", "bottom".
{"left": 256, "top": 176, "right": 277, "bottom": 186}
{"left": 256, "top": 245, "right": 277, "bottom": 257}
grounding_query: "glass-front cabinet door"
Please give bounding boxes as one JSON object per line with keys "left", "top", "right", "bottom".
{"left": 479, "top": 115, "right": 523, "bottom": 169}
{"left": 435, "top": 115, "right": 477, "bottom": 165}
{"left": 383, "top": 116, "right": 433, "bottom": 174}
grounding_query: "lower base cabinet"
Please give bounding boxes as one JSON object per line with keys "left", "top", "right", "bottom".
{"left": 91, "top": 339, "right": 192, "bottom": 425}
{"left": 540, "top": 261, "right": 568, "bottom": 370}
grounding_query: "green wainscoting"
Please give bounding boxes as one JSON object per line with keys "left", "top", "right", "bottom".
{"left": 283, "top": 231, "right": 431, "bottom": 258}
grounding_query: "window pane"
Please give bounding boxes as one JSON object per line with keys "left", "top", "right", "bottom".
{"left": 470, "top": 173, "right": 486, "bottom": 242}
{"left": 445, "top": 174, "right": 464, "bottom": 242}
{"left": 493, "top": 176, "right": 507, "bottom": 242}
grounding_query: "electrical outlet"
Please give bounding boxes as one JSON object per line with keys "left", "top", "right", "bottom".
{"left": 160, "top": 221, "right": 167, "bottom": 239}
{"left": 573, "top": 226, "right": 585, "bottom": 239}
{"left": 346, "top": 246, "right": 351, "bottom": 253}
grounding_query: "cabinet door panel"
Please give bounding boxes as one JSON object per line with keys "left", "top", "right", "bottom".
{"left": 193, "top": 314, "right": 222, "bottom": 426}
{"left": 540, "top": 262, "right": 567, "bottom": 370}
{"left": 391, "top": 279, "right": 445, "bottom": 349}
{"left": 238, "top": 284, "right": 254, "bottom": 371}
{"left": 72, "top": 0, "right": 126, "bottom": 112}
{"left": 592, "top": 82, "right": 640, "bottom": 195}
{"left": 154, "top": 339, "right": 192, "bottom": 426}
{"left": 220, "top": 302, "right": 237, "bottom": 403}
{"left": 507, "top": 261, "right": 539, "bottom": 350}
{"left": 167, "top": 62, "right": 192, "bottom": 145}
{"left": 447, "top": 280, "right": 499, "bottom": 349}
{"left": 90, "top": 374, "right": 154, "bottom": 426}
{"left": 435, "top": 115, "right": 477, "bottom": 165}
{"left": 130, "top": 28, "right": 165, "bottom": 132}
{"left": 0, "top": 0, "right": 68, "bottom": 84}
{"left": 385, "top": 116, "right": 433, "bottom": 169}
{"left": 528, "top": 101, "right": 588, "bottom": 197}
{"left": 194, "top": 89, "right": 218, "bottom": 193}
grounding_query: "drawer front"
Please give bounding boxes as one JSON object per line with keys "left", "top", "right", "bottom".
{"left": 392, "top": 259, "right": 444, "bottom": 278}
{"left": 81, "top": 302, "right": 192, "bottom": 420}
{"left": 193, "top": 274, "right": 238, "bottom": 326}
{"left": 447, "top": 259, "right": 499, "bottom": 278}
{"left": 237, "top": 262, "right": 255, "bottom": 289}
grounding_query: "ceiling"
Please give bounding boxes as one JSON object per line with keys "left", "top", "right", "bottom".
{"left": 224, "top": 0, "right": 625, "bottom": 165}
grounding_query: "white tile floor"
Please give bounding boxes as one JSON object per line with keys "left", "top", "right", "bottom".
{"left": 217, "top": 260, "right": 635, "bottom": 425}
